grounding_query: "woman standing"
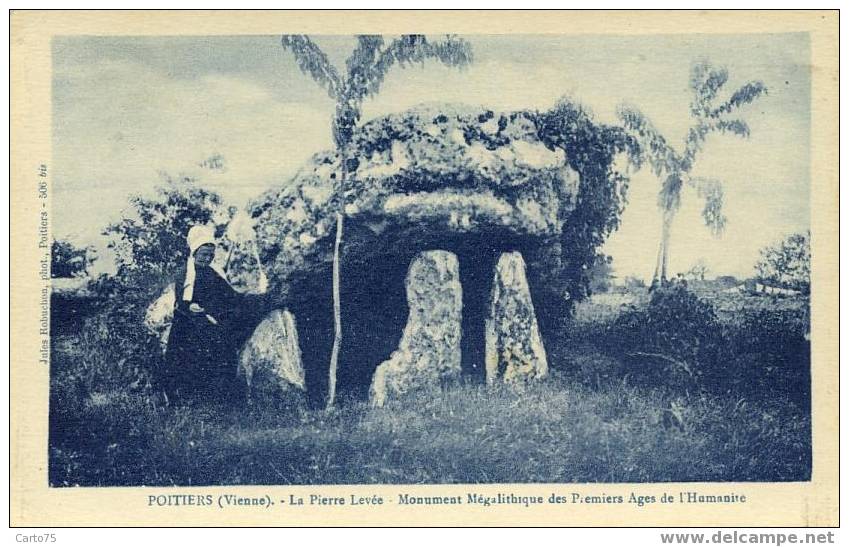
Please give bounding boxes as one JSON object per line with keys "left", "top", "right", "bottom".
{"left": 163, "top": 225, "right": 261, "bottom": 404}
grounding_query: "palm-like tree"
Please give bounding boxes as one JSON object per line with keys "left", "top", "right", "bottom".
{"left": 617, "top": 61, "right": 767, "bottom": 285}
{"left": 281, "top": 35, "right": 473, "bottom": 408}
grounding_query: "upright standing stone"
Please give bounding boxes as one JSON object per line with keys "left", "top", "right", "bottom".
{"left": 370, "top": 250, "right": 463, "bottom": 407}
{"left": 485, "top": 252, "right": 548, "bottom": 383}
{"left": 239, "top": 309, "right": 306, "bottom": 403}
{"left": 145, "top": 283, "right": 176, "bottom": 352}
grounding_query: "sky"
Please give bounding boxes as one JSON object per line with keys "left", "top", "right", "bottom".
{"left": 52, "top": 33, "right": 810, "bottom": 281}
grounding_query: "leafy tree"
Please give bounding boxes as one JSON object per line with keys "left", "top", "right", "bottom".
{"left": 536, "top": 98, "right": 639, "bottom": 310}
{"left": 198, "top": 153, "right": 226, "bottom": 172}
{"left": 587, "top": 254, "right": 615, "bottom": 294}
{"left": 618, "top": 60, "right": 767, "bottom": 285}
{"left": 51, "top": 239, "right": 95, "bottom": 278}
{"left": 755, "top": 231, "right": 810, "bottom": 294}
{"left": 686, "top": 259, "right": 709, "bottom": 281}
{"left": 714, "top": 275, "right": 739, "bottom": 288}
{"left": 623, "top": 276, "right": 647, "bottom": 290}
{"left": 281, "top": 34, "right": 473, "bottom": 407}
{"left": 103, "top": 173, "right": 234, "bottom": 291}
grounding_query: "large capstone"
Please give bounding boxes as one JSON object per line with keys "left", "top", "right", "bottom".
{"left": 485, "top": 252, "right": 548, "bottom": 383}
{"left": 239, "top": 309, "right": 306, "bottom": 404}
{"left": 250, "top": 105, "right": 580, "bottom": 302}
{"left": 369, "top": 250, "right": 462, "bottom": 407}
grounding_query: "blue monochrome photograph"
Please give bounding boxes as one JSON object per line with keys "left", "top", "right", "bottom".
{"left": 49, "top": 32, "right": 812, "bottom": 487}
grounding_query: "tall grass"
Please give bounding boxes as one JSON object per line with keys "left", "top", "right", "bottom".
{"left": 49, "top": 286, "right": 811, "bottom": 486}
{"left": 49, "top": 370, "right": 810, "bottom": 486}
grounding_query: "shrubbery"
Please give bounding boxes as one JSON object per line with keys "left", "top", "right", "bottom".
{"left": 755, "top": 231, "right": 811, "bottom": 294}
{"left": 608, "top": 284, "right": 724, "bottom": 388}
{"left": 724, "top": 306, "right": 810, "bottom": 405}
{"left": 49, "top": 300, "right": 166, "bottom": 487}
{"left": 51, "top": 239, "right": 95, "bottom": 278}
{"left": 556, "top": 284, "right": 810, "bottom": 406}
{"left": 50, "top": 303, "right": 163, "bottom": 417}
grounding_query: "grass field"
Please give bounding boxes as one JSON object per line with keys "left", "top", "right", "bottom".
{"left": 49, "top": 286, "right": 812, "bottom": 486}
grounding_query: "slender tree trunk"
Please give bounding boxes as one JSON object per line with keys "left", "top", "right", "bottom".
{"left": 651, "top": 209, "right": 674, "bottom": 287}
{"left": 660, "top": 210, "right": 672, "bottom": 284}
{"left": 326, "top": 154, "right": 348, "bottom": 409}
{"left": 652, "top": 239, "right": 664, "bottom": 286}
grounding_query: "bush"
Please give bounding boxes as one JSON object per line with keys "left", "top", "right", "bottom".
{"left": 103, "top": 176, "right": 234, "bottom": 288}
{"left": 50, "top": 298, "right": 164, "bottom": 419}
{"left": 607, "top": 284, "right": 724, "bottom": 389}
{"left": 755, "top": 231, "right": 810, "bottom": 294}
{"left": 52, "top": 239, "right": 95, "bottom": 278}
{"left": 600, "top": 284, "right": 810, "bottom": 405}
{"left": 724, "top": 306, "right": 810, "bottom": 406}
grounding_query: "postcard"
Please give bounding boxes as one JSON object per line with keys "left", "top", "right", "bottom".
{"left": 10, "top": 10, "right": 839, "bottom": 526}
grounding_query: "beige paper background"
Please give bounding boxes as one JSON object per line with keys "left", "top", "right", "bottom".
{"left": 10, "top": 10, "right": 838, "bottom": 527}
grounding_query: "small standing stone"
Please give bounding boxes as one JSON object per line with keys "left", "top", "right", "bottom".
{"left": 485, "top": 252, "right": 548, "bottom": 383}
{"left": 145, "top": 283, "right": 175, "bottom": 352}
{"left": 239, "top": 309, "right": 306, "bottom": 402}
{"left": 370, "top": 250, "right": 463, "bottom": 407}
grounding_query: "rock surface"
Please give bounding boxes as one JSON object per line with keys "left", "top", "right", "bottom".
{"left": 369, "top": 250, "right": 463, "bottom": 407}
{"left": 145, "top": 283, "right": 176, "bottom": 351}
{"left": 238, "top": 309, "right": 306, "bottom": 403}
{"left": 219, "top": 210, "right": 268, "bottom": 294}
{"left": 485, "top": 252, "right": 548, "bottom": 383}
{"left": 248, "top": 104, "right": 580, "bottom": 299}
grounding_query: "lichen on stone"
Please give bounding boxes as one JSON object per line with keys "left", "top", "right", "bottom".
{"left": 369, "top": 250, "right": 462, "bottom": 407}
{"left": 485, "top": 252, "right": 549, "bottom": 384}
{"left": 248, "top": 104, "right": 581, "bottom": 297}
{"left": 239, "top": 309, "right": 306, "bottom": 404}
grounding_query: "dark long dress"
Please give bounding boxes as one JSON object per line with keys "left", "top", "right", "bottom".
{"left": 163, "top": 265, "right": 260, "bottom": 404}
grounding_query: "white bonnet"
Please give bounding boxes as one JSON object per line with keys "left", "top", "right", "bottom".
{"left": 186, "top": 225, "right": 216, "bottom": 254}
